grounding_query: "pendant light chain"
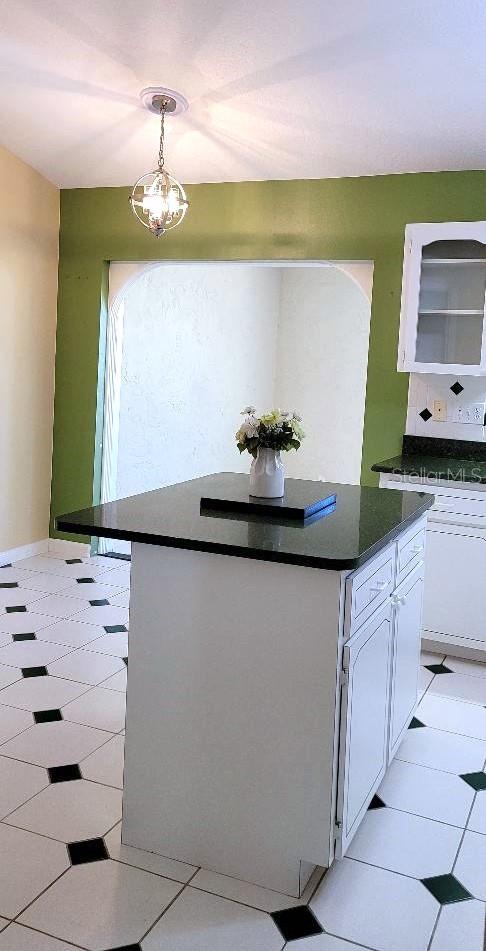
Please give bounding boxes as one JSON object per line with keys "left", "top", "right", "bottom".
{"left": 158, "top": 101, "right": 167, "bottom": 170}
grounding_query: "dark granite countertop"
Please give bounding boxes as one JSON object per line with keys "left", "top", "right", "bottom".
{"left": 56, "top": 473, "right": 433, "bottom": 571}
{"left": 372, "top": 436, "right": 486, "bottom": 486}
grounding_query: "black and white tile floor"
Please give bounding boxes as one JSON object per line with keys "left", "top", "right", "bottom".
{"left": 0, "top": 554, "right": 485, "bottom": 950}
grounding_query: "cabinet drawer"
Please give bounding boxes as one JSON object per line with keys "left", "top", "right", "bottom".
{"left": 397, "top": 524, "right": 426, "bottom": 582}
{"left": 430, "top": 494, "right": 486, "bottom": 520}
{"left": 350, "top": 555, "right": 394, "bottom": 630}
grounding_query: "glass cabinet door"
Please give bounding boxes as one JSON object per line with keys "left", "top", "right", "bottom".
{"left": 415, "top": 239, "right": 486, "bottom": 367}
{"left": 398, "top": 223, "right": 486, "bottom": 374}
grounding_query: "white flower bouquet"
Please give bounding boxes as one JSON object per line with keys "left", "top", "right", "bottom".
{"left": 235, "top": 406, "right": 305, "bottom": 458}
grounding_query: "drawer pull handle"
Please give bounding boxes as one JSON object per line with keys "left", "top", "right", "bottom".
{"left": 370, "top": 580, "right": 388, "bottom": 595}
{"left": 392, "top": 595, "right": 406, "bottom": 607}
{"left": 412, "top": 544, "right": 423, "bottom": 554}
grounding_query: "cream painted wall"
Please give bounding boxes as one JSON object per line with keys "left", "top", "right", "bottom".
{"left": 0, "top": 146, "right": 59, "bottom": 552}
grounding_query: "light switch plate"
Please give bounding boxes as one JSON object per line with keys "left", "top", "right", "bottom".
{"left": 432, "top": 400, "right": 447, "bottom": 421}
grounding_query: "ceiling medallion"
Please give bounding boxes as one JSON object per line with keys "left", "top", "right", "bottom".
{"left": 129, "top": 86, "right": 189, "bottom": 238}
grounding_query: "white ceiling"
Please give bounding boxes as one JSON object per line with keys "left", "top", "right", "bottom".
{"left": 1, "top": 0, "right": 486, "bottom": 188}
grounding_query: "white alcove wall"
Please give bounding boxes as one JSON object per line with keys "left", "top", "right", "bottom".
{"left": 101, "top": 260, "right": 372, "bottom": 553}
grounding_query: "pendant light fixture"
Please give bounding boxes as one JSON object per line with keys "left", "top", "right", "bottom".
{"left": 129, "top": 87, "right": 189, "bottom": 237}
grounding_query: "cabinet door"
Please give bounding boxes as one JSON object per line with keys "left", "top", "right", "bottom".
{"left": 398, "top": 221, "right": 486, "bottom": 375}
{"left": 335, "top": 600, "right": 392, "bottom": 857}
{"left": 388, "top": 564, "right": 424, "bottom": 759}
{"left": 423, "top": 523, "right": 486, "bottom": 643}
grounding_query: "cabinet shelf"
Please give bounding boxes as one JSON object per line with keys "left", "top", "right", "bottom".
{"left": 422, "top": 259, "right": 486, "bottom": 266}
{"left": 418, "top": 309, "right": 484, "bottom": 316}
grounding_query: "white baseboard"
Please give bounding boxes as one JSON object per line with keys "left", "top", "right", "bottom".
{"left": 0, "top": 539, "right": 49, "bottom": 566}
{"left": 48, "top": 539, "right": 91, "bottom": 559}
{"left": 0, "top": 537, "right": 91, "bottom": 567}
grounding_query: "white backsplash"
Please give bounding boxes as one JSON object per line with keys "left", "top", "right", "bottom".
{"left": 406, "top": 373, "right": 486, "bottom": 441}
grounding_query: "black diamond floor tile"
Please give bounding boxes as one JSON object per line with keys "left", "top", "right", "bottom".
{"left": 271, "top": 906, "right": 323, "bottom": 941}
{"left": 107, "top": 946, "right": 142, "bottom": 951}
{"left": 0, "top": 563, "right": 12, "bottom": 568}
{"left": 424, "top": 663, "right": 452, "bottom": 675}
{"left": 123, "top": 657, "right": 128, "bottom": 666}
{"left": 460, "top": 771, "right": 486, "bottom": 791}
{"left": 48, "top": 764, "right": 82, "bottom": 783}
{"left": 34, "top": 708, "right": 63, "bottom": 724}
{"left": 90, "top": 599, "right": 110, "bottom": 606}
{"left": 409, "top": 716, "right": 426, "bottom": 729}
{"left": 68, "top": 837, "right": 109, "bottom": 865}
{"left": 107, "top": 945, "right": 142, "bottom": 951}
{"left": 6, "top": 605, "right": 27, "bottom": 613}
{"left": 13, "top": 632, "right": 36, "bottom": 641}
{"left": 104, "top": 624, "right": 127, "bottom": 633}
{"left": 66, "top": 558, "right": 83, "bottom": 564}
{"left": 76, "top": 577, "right": 95, "bottom": 584}
{"left": 0, "top": 581, "right": 18, "bottom": 589}
{"left": 421, "top": 874, "right": 473, "bottom": 904}
{"left": 22, "top": 666, "right": 48, "bottom": 678}
{"left": 368, "top": 794, "right": 386, "bottom": 809}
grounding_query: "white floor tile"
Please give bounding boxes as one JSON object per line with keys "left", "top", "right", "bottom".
{"left": 418, "top": 693, "right": 486, "bottom": 740}
{"left": 0, "top": 641, "right": 71, "bottom": 670}
{"left": 0, "top": 664, "right": 22, "bottom": 689}
{"left": 5, "top": 778, "right": 122, "bottom": 842}
{"left": 418, "top": 667, "right": 434, "bottom": 698}
{"left": 35, "top": 618, "right": 106, "bottom": 648}
{"left": 445, "top": 656, "right": 486, "bottom": 679}
{"left": 429, "top": 672, "right": 486, "bottom": 705}
{"left": 454, "top": 830, "right": 486, "bottom": 900}
{"left": 24, "top": 594, "right": 92, "bottom": 621}
{"left": 0, "top": 823, "right": 68, "bottom": 918}
{"left": 0, "top": 720, "right": 112, "bottom": 767}
{"left": 109, "top": 590, "right": 130, "bottom": 608}
{"left": 397, "top": 726, "right": 486, "bottom": 774}
{"left": 74, "top": 604, "right": 129, "bottom": 627}
{"left": 15, "top": 557, "right": 111, "bottom": 580}
{"left": 467, "top": 791, "right": 486, "bottom": 833}
{"left": 55, "top": 580, "right": 127, "bottom": 602}
{"left": 378, "top": 760, "right": 474, "bottom": 827}
{"left": 191, "top": 867, "right": 301, "bottom": 912}
{"left": 0, "top": 612, "right": 56, "bottom": 636}
{"left": 347, "top": 807, "right": 462, "bottom": 878}
{"left": 141, "top": 886, "right": 284, "bottom": 951}
{"left": 63, "top": 685, "right": 126, "bottom": 732}
{"left": 421, "top": 652, "right": 445, "bottom": 666}
{"left": 289, "top": 937, "right": 367, "bottom": 951}
{"left": 81, "top": 733, "right": 125, "bottom": 788}
{"left": 310, "top": 858, "right": 437, "bottom": 951}
{"left": 0, "top": 676, "right": 88, "bottom": 712}
{"left": 100, "top": 566, "right": 131, "bottom": 588}
{"left": 0, "top": 922, "right": 8, "bottom": 934}
{"left": 0, "top": 755, "right": 48, "bottom": 819}
{"left": 13, "top": 572, "right": 75, "bottom": 594}
{"left": 0, "top": 635, "right": 11, "bottom": 649}
{"left": 0, "top": 923, "right": 76, "bottom": 951}
{"left": 106, "top": 823, "right": 197, "bottom": 882}
{"left": 48, "top": 648, "right": 124, "bottom": 685}
{"left": 0, "top": 588, "right": 49, "bottom": 609}
{"left": 100, "top": 667, "right": 127, "bottom": 691}
{"left": 430, "top": 899, "right": 486, "bottom": 951}
{"left": 0, "top": 704, "right": 32, "bottom": 743}
{"left": 20, "top": 860, "right": 182, "bottom": 950}
{"left": 88, "top": 630, "right": 128, "bottom": 657}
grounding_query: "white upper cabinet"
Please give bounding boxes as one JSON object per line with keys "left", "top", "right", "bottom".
{"left": 398, "top": 221, "right": 486, "bottom": 374}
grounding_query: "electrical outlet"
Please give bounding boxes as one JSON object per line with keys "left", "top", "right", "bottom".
{"left": 432, "top": 400, "right": 447, "bottom": 422}
{"left": 453, "top": 402, "right": 486, "bottom": 425}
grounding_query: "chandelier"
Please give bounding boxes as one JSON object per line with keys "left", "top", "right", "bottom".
{"left": 129, "top": 87, "right": 189, "bottom": 238}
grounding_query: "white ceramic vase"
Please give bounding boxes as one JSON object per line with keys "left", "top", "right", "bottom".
{"left": 249, "top": 448, "right": 284, "bottom": 498}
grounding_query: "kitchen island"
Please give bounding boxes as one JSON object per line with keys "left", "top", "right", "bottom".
{"left": 57, "top": 473, "right": 433, "bottom": 897}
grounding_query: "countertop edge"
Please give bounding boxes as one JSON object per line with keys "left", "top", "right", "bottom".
{"left": 372, "top": 455, "right": 486, "bottom": 484}
{"left": 56, "top": 497, "right": 433, "bottom": 572}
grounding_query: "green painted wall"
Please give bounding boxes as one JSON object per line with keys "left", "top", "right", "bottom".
{"left": 52, "top": 170, "right": 486, "bottom": 539}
